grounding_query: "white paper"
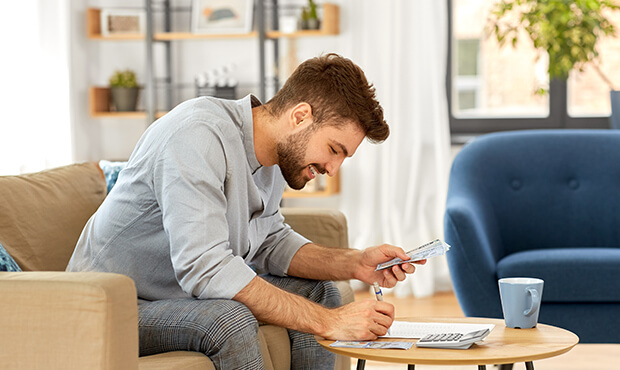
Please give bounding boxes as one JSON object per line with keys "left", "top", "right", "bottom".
{"left": 381, "top": 321, "right": 495, "bottom": 339}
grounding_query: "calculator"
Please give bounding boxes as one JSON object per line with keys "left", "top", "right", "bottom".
{"left": 415, "top": 328, "right": 491, "bottom": 349}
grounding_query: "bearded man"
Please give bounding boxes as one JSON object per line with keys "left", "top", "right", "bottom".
{"left": 68, "top": 54, "right": 423, "bottom": 370}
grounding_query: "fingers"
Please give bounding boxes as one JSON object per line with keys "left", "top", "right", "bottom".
{"left": 329, "top": 300, "right": 394, "bottom": 340}
{"left": 380, "top": 263, "right": 416, "bottom": 287}
{"left": 370, "top": 301, "right": 394, "bottom": 336}
{"left": 381, "top": 244, "right": 411, "bottom": 261}
{"left": 401, "top": 262, "right": 416, "bottom": 273}
{"left": 373, "top": 300, "right": 395, "bottom": 319}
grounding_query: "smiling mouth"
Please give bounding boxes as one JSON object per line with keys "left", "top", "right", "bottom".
{"left": 308, "top": 165, "right": 319, "bottom": 179}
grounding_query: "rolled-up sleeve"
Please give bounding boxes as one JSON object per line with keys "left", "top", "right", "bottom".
{"left": 251, "top": 210, "right": 311, "bottom": 276}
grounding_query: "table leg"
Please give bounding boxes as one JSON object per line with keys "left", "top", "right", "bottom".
{"left": 407, "top": 365, "right": 415, "bottom": 370}
{"left": 356, "top": 359, "right": 366, "bottom": 370}
{"left": 498, "top": 364, "right": 514, "bottom": 370}
{"left": 478, "top": 366, "right": 486, "bottom": 370}
{"left": 525, "top": 361, "right": 535, "bottom": 370}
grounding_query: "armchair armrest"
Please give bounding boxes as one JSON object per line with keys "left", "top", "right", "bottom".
{"left": 0, "top": 272, "right": 138, "bottom": 370}
{"left": 444, "top": 195, "right": 504, "bottom": 318}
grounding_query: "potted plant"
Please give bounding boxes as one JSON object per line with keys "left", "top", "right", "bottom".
{"left": 307, "top": 0, "right": 320, "bottom": 30}
{"left": 486, "top": 0, "right": 620, "bottom": 128}
{"left": 300, "top": 0, "right": 320, "bottom": 30}
{"left": 109, "top": 69, "right": 139, "bottom": 112}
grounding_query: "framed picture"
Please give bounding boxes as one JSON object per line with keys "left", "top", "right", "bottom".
{"left": 100, "top": 9, "right": 145, "bottom": 36}
{"left": 191, "top": 0, "right": 254, "bottom": 34}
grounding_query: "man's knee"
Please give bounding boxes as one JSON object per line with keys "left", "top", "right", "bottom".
{"left": 202, "top": 300, "right": 260, "bottom": 350}
{"left": 314, "top": 280, "right": 342, "bottom": 308}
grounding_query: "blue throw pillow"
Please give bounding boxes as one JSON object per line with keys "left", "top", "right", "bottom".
{"left": 99, "top": 160, "right": 128, "bottom": 194}
{"left": 0, "top": 242, "right": 21, "bottom": 272}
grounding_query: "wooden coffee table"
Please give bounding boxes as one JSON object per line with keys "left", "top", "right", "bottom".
{"left": 317, "top": 317, "right": 578, "bottom": 370}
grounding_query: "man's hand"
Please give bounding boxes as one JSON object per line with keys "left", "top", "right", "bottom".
{"left": 354, "top": 244, "right": 427, "bottom": 288}
{"left": 321, "top": 299, "right": 395, "bottom": 340}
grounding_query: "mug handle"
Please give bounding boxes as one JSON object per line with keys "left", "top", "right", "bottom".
{"left": 523, "top": 288, "right": 540, "bottom": 316}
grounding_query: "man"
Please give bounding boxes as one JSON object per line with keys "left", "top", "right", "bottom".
{"left": 68, "top": 54, "right": 424, "bottom": 369}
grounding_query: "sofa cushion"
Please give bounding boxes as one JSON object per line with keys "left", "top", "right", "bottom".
{"left": 138, "top": 351, "right": 214, "bottom": 370}
{"left": 0, "top": 163, "right": 107, "bottom": 271}
{"left": 0, "top": 242, "right": 21, "bottom": 271}
{"left": 497, "top": 248, "right": 620, "bottom": 302}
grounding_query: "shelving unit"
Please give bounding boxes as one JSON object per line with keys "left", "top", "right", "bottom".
{"left": 87, "top": 1, "right": 340, "bottom": 197}
{"left": 86, "top": 6, "right": 339, "bottom": 41}
{"left": 89, "top": 86, "right": 167, "bottom": 119}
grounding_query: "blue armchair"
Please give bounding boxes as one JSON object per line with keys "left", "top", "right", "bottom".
{"left": 444, "top": 130, "right": 620, "bottom": 343}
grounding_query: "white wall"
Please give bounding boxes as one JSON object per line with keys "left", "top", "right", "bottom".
{"left": 71, "top": 0, "right": 351, "bottom": 162}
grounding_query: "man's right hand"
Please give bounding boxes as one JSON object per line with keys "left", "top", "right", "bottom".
{"left": 320, "top": 299, "right": 395, "bottom": 340}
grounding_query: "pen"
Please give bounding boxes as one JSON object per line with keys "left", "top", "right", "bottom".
{"left": 373, "top": 282, "right": 390, "bottom": 335}
{"left": 373, "top": 282, "right": 384, "bottom": 301}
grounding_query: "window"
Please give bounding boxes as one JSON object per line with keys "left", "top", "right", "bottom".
{"left": 454, "top": 39, "right": 480, "bottom": 111}
{"left": 0, "top": 1, "right": 72, "bottom": 175}
{"left": 568, "top": 22, "right": 620, "bottom": 118}
{"left": 448, "top": 0, "right": 615, "bottom": 137}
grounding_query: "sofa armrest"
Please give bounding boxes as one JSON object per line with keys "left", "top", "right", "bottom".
{"left": 281, "top": 208, "right": 349, "bottom": 249}
{"left": 281, "top": 208, "right": 353, "bottom": 370}
{"left": 281, "top": 208, "right": 354, "bottom": 305}
{"left": 0, "top": 272, "right": 138, "bottom": 370}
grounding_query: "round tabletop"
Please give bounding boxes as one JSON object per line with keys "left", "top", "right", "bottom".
{"left": 316, "top": 317, "right": 579, "bottom": 366}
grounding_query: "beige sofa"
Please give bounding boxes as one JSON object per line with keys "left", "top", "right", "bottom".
{"left": 0, "top": 163, "right": 353, "bottom": 370}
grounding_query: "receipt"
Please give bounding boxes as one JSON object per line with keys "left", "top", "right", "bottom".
{"left": 375, "top": 239, "right": 450, "bottom": 271}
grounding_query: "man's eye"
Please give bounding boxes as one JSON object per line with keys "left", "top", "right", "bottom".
{"left": 330, "top": 146, "right": 337, "bottom": 154}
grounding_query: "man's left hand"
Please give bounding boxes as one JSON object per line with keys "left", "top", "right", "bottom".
{"left": 354, "top": 244, "right": 427, "bottom": 288}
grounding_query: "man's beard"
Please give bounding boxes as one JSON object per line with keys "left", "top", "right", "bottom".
{"left": 277, "top": 128, "right": 321, "bottom": 190}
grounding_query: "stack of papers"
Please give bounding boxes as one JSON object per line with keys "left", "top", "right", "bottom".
{"left": 376, "top": 239, "right": 451, "bottom": 271}
{"left": 328, "top": 322, "right": 494, "bottom": 350}
{"left": 381, "top": 321, "right": 495, "bottom": 339}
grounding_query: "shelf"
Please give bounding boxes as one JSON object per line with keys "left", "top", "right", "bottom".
{"left": 282, "top": 173, "right": 340, "bottom": 198}
{"left": 89, "top": 86, "right": 166, "bottom": 119}
{"left": 87, "top": 5, "right": 339, "bottom": 40}
{"left": 154, "top": 32, "right": 259, "bottom": 40}
{"left": 87, "top": 2, "right": 341, "bottom": 197}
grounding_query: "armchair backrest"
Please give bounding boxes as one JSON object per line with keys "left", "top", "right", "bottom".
{"left": 449, "top": 130, "right": 620, "bottom": 257}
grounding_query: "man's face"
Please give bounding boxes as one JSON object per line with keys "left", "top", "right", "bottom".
{"left": 277, "top": 121, "right": 365, "bottom": 190}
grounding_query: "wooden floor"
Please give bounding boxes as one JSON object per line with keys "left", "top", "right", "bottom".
{"left": 349, "top": 290, "right": 620, "bottom": 370}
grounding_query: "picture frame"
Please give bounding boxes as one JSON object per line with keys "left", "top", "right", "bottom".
{"left": 100, "top": 9, "right": 146, "bottom": 36}
{"left": 191, "top": 0, "right": 254, "bottom": 34}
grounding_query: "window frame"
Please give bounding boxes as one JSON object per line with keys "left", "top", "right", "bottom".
{"left": 446, "top": 0, "right": 610, "bottom": 139}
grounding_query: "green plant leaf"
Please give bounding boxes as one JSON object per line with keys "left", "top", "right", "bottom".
{"left": 485, "top": 0, "right": 619, "bottom": 88}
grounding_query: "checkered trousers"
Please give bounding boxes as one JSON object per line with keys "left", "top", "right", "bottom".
{"left": 138, "top": 275, "right": 342, "bottom": 370}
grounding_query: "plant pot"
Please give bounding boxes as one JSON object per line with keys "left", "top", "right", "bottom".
{"left": 306, "top": 18, "right": 320, "bottom": 30}
{"left": 611, "top": 90, "right": 620, "bottom": 130}
{"left": 110, "top": 87, "right": 139, "bottom": 112}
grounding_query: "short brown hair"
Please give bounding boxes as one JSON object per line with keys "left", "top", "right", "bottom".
{"left": 265, "top": 53, "right": 389, "bottom": 143}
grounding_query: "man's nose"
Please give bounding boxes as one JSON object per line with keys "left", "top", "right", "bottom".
{"left": 325, "top": 157, "right": 345, "bottom": 176}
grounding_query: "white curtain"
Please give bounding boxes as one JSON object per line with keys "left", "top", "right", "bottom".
{"left": 0, "top": 0, "right": 72, "bottom": 175}
{"left": 340, "top": 1, "right": 453, "bottom": 297}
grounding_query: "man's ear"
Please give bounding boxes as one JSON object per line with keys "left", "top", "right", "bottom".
{"left": 289, "top": 102, "right": 313, "bottom": 128}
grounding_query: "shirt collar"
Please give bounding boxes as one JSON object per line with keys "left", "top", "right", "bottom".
{"left": 242, "top": 94, "right": 263, "bottom": 174}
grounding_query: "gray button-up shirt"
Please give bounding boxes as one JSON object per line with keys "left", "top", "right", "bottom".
{"left": 67, "top": 95, "right": 309, "bottom": 300}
